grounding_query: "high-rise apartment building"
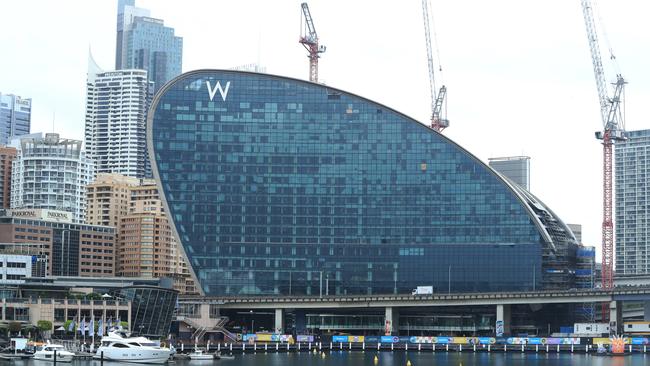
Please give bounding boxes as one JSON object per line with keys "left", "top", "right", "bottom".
{"left": 115, "top": 0, "right": 182, "bottom": 92}
{"left": 0, "top": 146, "right": 17, "bottom": 209}
{"left": 0, "top": 93, "right": 31, "bottom": 145}
{"left": 86, "top": 173, "right": 140, "bottom": 228}
{"left": 118, "top": 182, "right": 196, "bottom": 294}
{"left": 615, "top": 129, "right": 650, "bottom": 275}
{"left": 85, "top": 54, "right": 153, "bottom": 178}
{"left": 488, "top": 156, "right": 531, "bottom": 190}
{"left": 86, "top": 173, "right": 195, "bottom": 293}
{"left": 10, "top": 133, "right": 94, "bottom": 224}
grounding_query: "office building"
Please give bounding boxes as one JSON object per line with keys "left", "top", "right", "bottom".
{"left": 0, "top": 209, "right": 115, "bottom": 277}
{"left": 147, "top": 70, "right": 579, "bottom": 296}
{"left": 615, "top": 129, "right": 650, "bottom": 275}
{"left": 85, "top": 54, "right": 153, "bottom": 178}
{"left": 0, "top": 93, "right": 31, "bottom": 145}
{"left": 10, "top": 133, "right": 94, "bottom": 224}
{"left": 0, "top": 276, "right": 176, "bottom": 338}
{"left": 488, "top": 156, "right": 531, "bottom": 190}
{"left": 0, "top": 254, "right": 38, "bottom": 284}
{"left": 115, "top": 0, "right": 183, "bottom": 91}
{"left": 0, "top": 146, "right": 17, "bottom": 209}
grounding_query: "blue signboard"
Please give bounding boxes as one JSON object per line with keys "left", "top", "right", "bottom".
{"left": 332, "top": 336, "right": 348, "bottom": 343}
{"left": 380, "top": 336, "right": 399, "bottom": 343}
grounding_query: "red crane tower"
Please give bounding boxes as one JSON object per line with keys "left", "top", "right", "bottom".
{"left": 299, "top": 3, "right": 326, "bottom": 83}
{"left": 580, "top": 0, "right": 626, "bottom": 319}
{"left": 421, "top": 0, "right": 448, "bottom": 132}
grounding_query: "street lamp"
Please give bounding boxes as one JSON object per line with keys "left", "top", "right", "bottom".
{"left": 249, "top": 310, "right": 254, "bottom": 334}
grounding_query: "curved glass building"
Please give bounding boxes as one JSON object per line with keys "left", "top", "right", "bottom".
{"left": 148, "top": 70, "right": 578, "bottom": 296}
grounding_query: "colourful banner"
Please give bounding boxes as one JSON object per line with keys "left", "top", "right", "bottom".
{"left": 348, "top": 336, "right": 365, "bottom": 343}
{"left": 297, "top": 335, "right": 314, "bottom": 342}
{"left": 380, "top": 336, "right": 400, "bottom": 343}
{"left": 631, "top": 338, "right": 650, "bottom": 345}
{"left": 256, "top": 334, "right": 273, "bottom": 342}
{"left": 468, "top": 337, "right": 496, "bottom": 345}
{"left": 332, "top": 336, "right": 348, "bottom": 343}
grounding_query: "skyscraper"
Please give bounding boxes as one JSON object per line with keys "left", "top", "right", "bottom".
{"left": 85, "top": 53, "right": 153, "bottom": 178}
{"left": 10, "top": 133, "right": 95, "bottom": 224}
{"left": 615, "top": 129, "right": 650, "bottom": 275}
{"left": 115, "top": 0, "right": 182, "bottom": 92}
{"left": 0, "top": 93, "right": 31, "bottom": 145}
{"left": 488, "top": 156, "right": 531, "bottom": 190}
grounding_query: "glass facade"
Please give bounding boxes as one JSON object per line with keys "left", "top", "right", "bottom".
{"left": 0, "top": 93, "right": 31, "bottom": 145}
{"left": 124, "top": 16, "right": 182, "bottom": 92}
{"left": 149, "top": 70, "right": 577, "bottom": 296}
{"left": 118, "top": 285, "right": 177, "bottom": 338}
{"left": 615, "top": 129, "right": 650, "bottom": 275}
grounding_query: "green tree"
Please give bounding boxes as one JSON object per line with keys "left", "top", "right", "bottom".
{"left": 63, "top": 320, "right": 73, "bottom": 333}
{"left": 8, "top": 321, "right": 22, "bottom": 335}
{"left": 119, "top": 321, "right": 129, "bottom": 329}
{"left": 37, "top": 320, "right": 52, "bottom": 332}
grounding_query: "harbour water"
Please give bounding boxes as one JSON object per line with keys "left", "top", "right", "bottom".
{"left": 9, "top": 352, "right": 650, "bottom": 366}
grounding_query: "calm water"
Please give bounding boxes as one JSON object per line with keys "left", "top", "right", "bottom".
{"left": 12, "top": 352, "right": 650, "bottom": 366}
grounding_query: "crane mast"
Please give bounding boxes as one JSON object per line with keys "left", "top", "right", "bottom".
{"left": 422, "top": 0, "right": 448, "bottom": 132}
{"left": 299, "top": 2, "right": 326, "bottom": 83}
{"left": 580, "top": 0, "right": 626, "bottom": 320}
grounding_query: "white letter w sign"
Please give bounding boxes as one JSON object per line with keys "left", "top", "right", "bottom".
{"left": 206, "top": 80, "right": 231, "bottom": 101}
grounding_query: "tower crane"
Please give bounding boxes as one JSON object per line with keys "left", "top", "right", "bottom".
{"left": 299, "top": 2, "right": 326, "bottom": 83}
{"left": 422, "top": 0, "right": 448, "bottom": 132}
{"left": 580, "top": 0, "right": 626, "bottom": 317}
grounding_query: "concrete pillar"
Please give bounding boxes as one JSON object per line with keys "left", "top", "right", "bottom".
{"left": 385, "top": 307, "right": 399, "bottom": 335}
{"left": 275, "top": 309, "right": 284, "bottom": 334}
{"left": 644, "top": 301, "right": 650, "bottom": 322}
{"left": 496, "top": 304, "right": 511, "bottom": 336}
{"left": 294, "top": 309, "right": 306, "bottom": 334}
{"left": 609, "top": 301, "right": 622, "bottom": 335}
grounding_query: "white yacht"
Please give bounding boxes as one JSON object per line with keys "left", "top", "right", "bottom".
{"left": 188, "top": 349, "right": 213, "bottom": 361}
{"left": 33, "top": 344, "right": 75, "bottom": 363}
{"left": 95, "top": 331, "right": 171, "bottom": 364}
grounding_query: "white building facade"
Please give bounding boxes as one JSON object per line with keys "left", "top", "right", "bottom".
{"left": 85, "top": 53, "right": 153, "bottom": 179}
{"left": 10, "top": 133, "right": 95, "bottom": 223}
{"left": 0, "top": 254, "right": 35, "bottom": 284}
{"left": 615, "top": 129, "right": 650, "bottom": 275}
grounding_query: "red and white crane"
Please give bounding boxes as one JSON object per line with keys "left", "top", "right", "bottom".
{"left": 299, "top": 2, "right": 326, "bottom": 83}
{"left": 422, "top": 0, "right": 448, "bottom": 132}
{"left": 580, "top": 0, "right": 626, "bottom": 317}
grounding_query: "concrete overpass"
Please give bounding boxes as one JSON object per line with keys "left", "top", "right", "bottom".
{"left": 180, "top": 287, "right": 650, "bottom": 309}
{"left": 177, "top": 288, "right": 650, "bottom": 336}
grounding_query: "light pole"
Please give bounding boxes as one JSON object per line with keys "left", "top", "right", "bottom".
{"left": 249, "top": 310, "right": 254, "bottom": 334}
{"left": 319, "top": 271, "right": 323, "bottom": 298}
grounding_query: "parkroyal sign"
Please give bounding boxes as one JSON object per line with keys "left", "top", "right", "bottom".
{"left": 9, "top": 209, "right": 72, "bottom": 223}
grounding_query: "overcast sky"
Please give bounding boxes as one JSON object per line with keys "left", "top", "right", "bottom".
{"left": 1, "top": 0, "right": 649, "bottom": 255}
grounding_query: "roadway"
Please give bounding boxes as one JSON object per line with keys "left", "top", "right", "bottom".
{"left": 179, "top": 287, "right": 650, "bottom": 309}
